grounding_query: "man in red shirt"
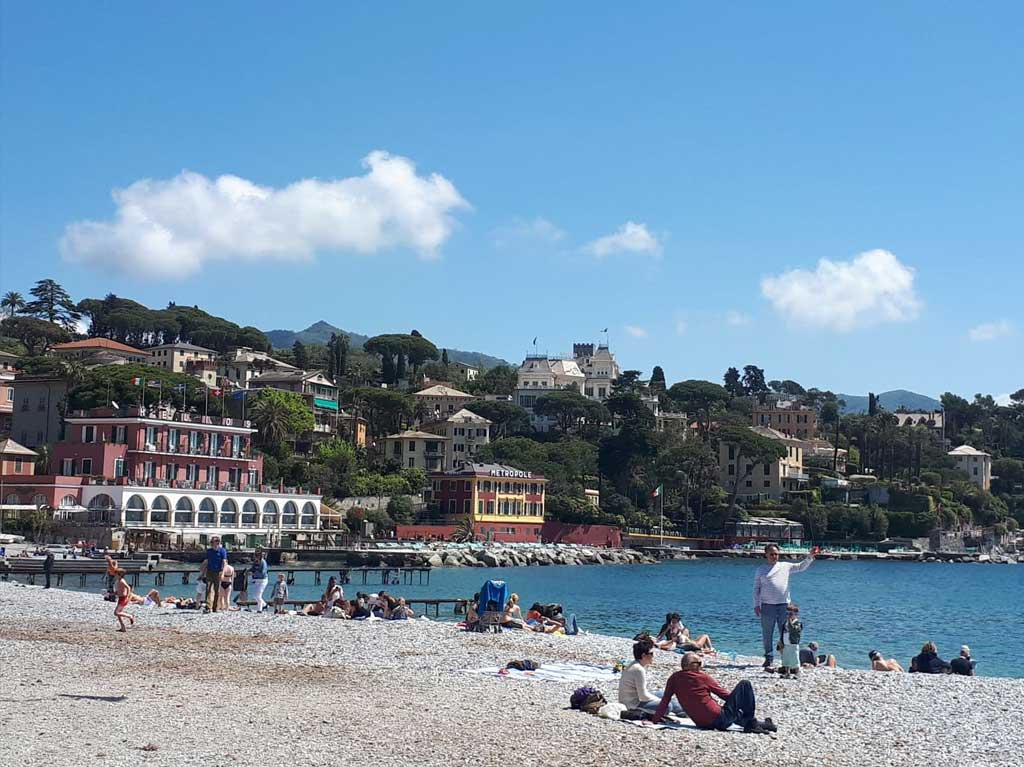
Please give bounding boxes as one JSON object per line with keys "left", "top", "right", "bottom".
{"left": 652, "top": 652, "right": 775, "bottom": 733}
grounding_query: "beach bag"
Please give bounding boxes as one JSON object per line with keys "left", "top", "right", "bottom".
{"left": 570, "top": 687, "right": 606, "bottom": 711}
{"left": 506, "top": 660, "right": 541, "bottom": 671}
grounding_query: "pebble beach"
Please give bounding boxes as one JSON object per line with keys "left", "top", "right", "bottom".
{"left": 1, "top": 581, "right": 1021, "bottom": 767}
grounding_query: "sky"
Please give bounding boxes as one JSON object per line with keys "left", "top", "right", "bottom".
{"left": 1, "top": 3, "right": 1022, "bottom": 401}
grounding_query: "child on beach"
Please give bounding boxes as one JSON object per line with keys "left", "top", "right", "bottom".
{"left": 780, "top": 604, "right": 802, "bottom": 678}
{"left": 272, "top": 573, "right": 288, "bottom": 614}
{"left": 113, "top": 568, "right": 135, "bottom": 632}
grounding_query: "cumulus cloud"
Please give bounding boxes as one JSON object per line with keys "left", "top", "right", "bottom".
{"left": 725, "top": 310, "right": 750, "bottom": 327}
{"left": 583, "top": 221, "right": 661, "bottom": 258}
{"left": 968, "top": 319, "right": 1013, "bottom": 343}
{"left": 60, "top": 150, "right": 470, "bottom": 279}
{"left": 760, "top": 249, "right": 922, "bottom": 331}
{"left": 493, "top": 217, "right": 565, "bottom": 248}
{"left": 624, "top": 324, "right": 648, "bottom": 338}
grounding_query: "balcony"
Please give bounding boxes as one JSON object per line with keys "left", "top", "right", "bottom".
{"left": 783, "top": 466, "right": 810, "bottom": 482}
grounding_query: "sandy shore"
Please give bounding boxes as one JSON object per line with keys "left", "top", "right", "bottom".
{"left": 1, "top": 581, "right": 1021, "bottom": 767}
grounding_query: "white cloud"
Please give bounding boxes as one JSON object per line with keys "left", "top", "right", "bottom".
{"left": 60, "top": 150, "right": 470, "bottom": 279}
{"left": 624, "top": 324, "right": 648, "bottom": 338}
{"left": 583, "top": 221, "right": 661, "bottom": 258}
{"left": 968, "top": 319, "right": 1013, "bottom": 343}
{"left": 995, "top": 393, "right": 1013, "bottom": 406}
{"left": 725, "top": 310, "right": 751, "bottom": 327}
{"left": 760, "top": 249, "right": 922, "bottom": 331}
{"left": 493, "top": 217, "right": 565, "bottom": 248}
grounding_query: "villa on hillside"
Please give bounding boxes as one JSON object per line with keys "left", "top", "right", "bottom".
{"left": 948, "top": 444, "right": 992, "bottom": 491}
{"left": 719, "top": 425, "right": 809, "bottom": 503}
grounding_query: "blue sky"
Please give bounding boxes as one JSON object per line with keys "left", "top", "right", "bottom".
{"left": 2, "top": 3, "right": 1021, "bottom": 400}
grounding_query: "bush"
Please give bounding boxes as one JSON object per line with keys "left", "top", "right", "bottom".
{"left": 386, "top": 495, "right": 415, "bottom": 525}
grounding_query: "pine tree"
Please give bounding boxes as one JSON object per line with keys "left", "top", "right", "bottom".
{"left": 25, "top": 279, "right": 81, "bottom": 330}
{"left": 441, "top": 348, "right": 450, "bottom": 366}
{"left": 649, "top": 365, "right": 666, "bottom": 392}
{"left": 293, "top": 340, "right": 309, "bottom": 370}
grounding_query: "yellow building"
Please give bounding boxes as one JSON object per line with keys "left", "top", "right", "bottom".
{"left": 427, "top": 462, "right": 547, "bottom": 543}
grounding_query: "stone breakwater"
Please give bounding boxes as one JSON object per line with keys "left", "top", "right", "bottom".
{"left": 422, "top": 545, "right": 657, "bottom": 568}
{"left": 1, "top": 581, "right": 1021, "bottom": 767}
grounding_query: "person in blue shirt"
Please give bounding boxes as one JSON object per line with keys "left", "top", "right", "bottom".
{"left": 204, "top": 536, "right": 227, "bottom": 612}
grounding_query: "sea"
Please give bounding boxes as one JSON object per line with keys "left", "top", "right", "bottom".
{"left": 53, "top": 558, "right": 1024, "bottom": 678}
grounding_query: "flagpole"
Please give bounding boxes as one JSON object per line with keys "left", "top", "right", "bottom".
{"left": 141, "top": 376, "right": 146, "bottom": 412}
{"left": 660, "top": 490, "right": 664, "bottom": 547}
{"left": 204, "top": 386, "right": 209, "bottom": 418}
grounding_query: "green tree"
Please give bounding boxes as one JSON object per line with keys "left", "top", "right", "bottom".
{"left": 719, "top": 425, "right": 788, "bottom": 516}
{"left": 742, "top": 365, "right": 769, "bottom": 400}
{"left": 293, "top": 341, "right": 309, "bottom": 370}
{"left": 667, "top": 380, "right": 730, "bottom": 441}
{"left": 2, "top": 291, "right": 24, "bottom": 318}
{"left": 0, "top": 316, "right": 71, "bottom": 355}
{"left": 464, "top": 399, "right": 532, "bottom": 438}
{"left": 534, "top": 389, "right": 593, "bottom": 433}
{"left": 649, "top": 365, "right": 667, "bottom": 393}
{"left": 349, "top": 387, "right": 413, "bottom": 441}
{"left": 723, "top": 367, "right": 744, "bottom": 397}
{"left": 467, "top": 365, "right": 518, "bottom": 396}
{"left": 387, "top": 495, "right": 416, "bottom": 525}
{"left": 25, "top": 279, "right": 81, "bottom": 330}
{"left": 250, "top": 389, "right": 314, "bottom": 450}
{"left": 441, "top": 348, "right": 450, "bottom": 366}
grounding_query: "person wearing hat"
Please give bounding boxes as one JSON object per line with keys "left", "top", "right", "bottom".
{"left": 950, "top": 645, "right": 976, "bottom": 676}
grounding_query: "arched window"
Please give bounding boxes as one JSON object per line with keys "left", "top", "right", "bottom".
{"left": 5, "top": 493, "right": 20, "bottom": 505}
{"left": 32, "top": 494, "right": 48, "bottom": 507}
{"left": 126, "top": 495, "right": 146, "bottom": 510}
{"left": 198, "top": 497, "right": 216, "bottom": 525}
{"left": 174, "top": 496, "right": 194, "bottom": 526}
{"left": 261, "top": 500, "right": 279, "bottom": 528}
{"left": 88, "top": 494, "right": 114, "bottom": 510}
{"left": 220, "top": 498, "right": 238, "bottom": 526}
{"left": 151, "top": 495, "right": 170, "bottom": 524}
{"left": 60, "top": 495, "right": 78, "bottom": 508}
{"left": 125, "top": 493, "right": 145, "bottom": 524}
{"left": 301, "top": 501, "right": 317, "bottom": 529}
{"left": 282, "top": 501, "right": 298, "bottom": 527}
{"left": 242, "top": 499, "right": 258, "bottom": 526}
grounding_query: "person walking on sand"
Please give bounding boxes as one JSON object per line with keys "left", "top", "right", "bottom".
{"left": 753, "top": 543, "right": 817, "bottom": 670}
{"left": 43, "top": 549, "right": 55, "bottom": 589}
{"left": 113, "top": 568, "right": 135, "bottom": 632}
{"left": 204, "top": 536, "right": 228, "bottom": 612}
{"left": 249, "top": 549, "right": 269, "bottom": 613}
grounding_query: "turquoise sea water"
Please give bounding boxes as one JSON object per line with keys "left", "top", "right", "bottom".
{"left": 51, "top": 558, "right": 1024, "bottom": 678}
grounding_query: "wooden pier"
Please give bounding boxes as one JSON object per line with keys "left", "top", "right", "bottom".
{"left": 0, "top": 561, "right": 431, "bottom": 589}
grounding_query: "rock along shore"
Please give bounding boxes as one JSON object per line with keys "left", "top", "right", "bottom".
{"left": 1, "top": 581, "right": 1022, "bottom": 767}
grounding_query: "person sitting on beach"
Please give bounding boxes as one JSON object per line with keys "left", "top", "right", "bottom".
{"left": 501, "top": 593, "right": 535, "bottom": 631}
{"left": 910, "top": 641, "right": 951, "bottom": 674}
{"left": 525, "top": 604, "right": 564, "bottom": 634}
{"left": 656, "top": 613, "right": 713, "bottom": 653}
{"left": 348, "top": 593, "right": 371, "bottom": 619}
{"left": 619, "top": 639, "right": 684, "bottom": 716}
{"left": 323, "top": 576, "right": 343, "bottom": 609}
{"left": 388, "top": 598, "right": 414, "bottom": 620}
{"left": 800, "top": 641, "right": 837, "bottom": 668}
{"left": 868, "top": 650, "right": 904, "bottom": 672}
{"left": 652, "top": 652, "right": 776, "bottom": 734}
{"left": 950, "top": 645, "right": 976, "bottom": 676}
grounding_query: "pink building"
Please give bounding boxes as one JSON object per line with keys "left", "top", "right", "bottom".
{"left": 52, "top": 406, "right": 263, "bottom": 491}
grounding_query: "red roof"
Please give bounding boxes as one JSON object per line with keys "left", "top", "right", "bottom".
{"left": 53, "top": 338, "right": 148, "bottom": 354}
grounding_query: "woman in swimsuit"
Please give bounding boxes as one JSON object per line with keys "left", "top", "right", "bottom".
{"left": 113, "top": 568, "right": 135, "bottom": 632}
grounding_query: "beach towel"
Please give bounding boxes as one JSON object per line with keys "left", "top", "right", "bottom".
{"left": 615, "top": 715, "right": 744, "bottom": 732}
{"left": 464, "top": 661, "right": 617, "bottom": 683}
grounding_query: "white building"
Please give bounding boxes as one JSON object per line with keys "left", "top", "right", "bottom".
{"left": 948, "top": 444, "right": 992, "bottom": 491}
{"left": 421, "top": 408, "right": 491, "bottom": 467}
{"left": 219, "top": 347, "right": 297, "bottom": 389}
{"left": 413, "top": 384, "right": 476, "bottom": 419}
{"left": 573, "top": 342, "right": 621, "bottom": 402}
{"left": 148, "top": 342, "right": 219, "bottom": 387}
{"left": 514, "top": 355, "right": 586, "bottom": 431}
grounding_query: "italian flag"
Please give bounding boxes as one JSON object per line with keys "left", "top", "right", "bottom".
{"left": 130, "top": 377, "right": 143, "bottom": 385}
{"left": 651, "top": 484, "right": 662, "bottom": 498}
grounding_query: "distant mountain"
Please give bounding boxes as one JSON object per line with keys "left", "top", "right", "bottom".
{"left": 264, "top": 321, "right": 512, "bottom": 370}
{"left": 838, "top": 389, "right": 942, "bottom": 415}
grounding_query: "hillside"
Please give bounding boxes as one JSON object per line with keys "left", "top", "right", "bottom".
{"left": 839, "top": 389, "right": 942, "bottom": 414}
{"left": 264, "top": 321, "right": 512, "bottom": 370}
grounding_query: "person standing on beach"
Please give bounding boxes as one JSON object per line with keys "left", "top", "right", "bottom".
{"left": 113, "top": 568, "right": 135, "bottom": 632}
{"left": 43, "top": 550, "right": 55, "bottom": 589}
{"left": 753, "top": 543, "right": 817, "bottom": 670}
{"left": 249, "top": 549, "right": 269, "bottom": 613}
{"left": 204, "top": 536, "right": 227, "bottom": 612}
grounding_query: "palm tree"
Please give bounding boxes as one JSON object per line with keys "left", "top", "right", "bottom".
{"left": 1, "top": 291, "right": 24, "bottom": 318}
{"left": 249, "top": 392, "right": 293, "bottom": 447}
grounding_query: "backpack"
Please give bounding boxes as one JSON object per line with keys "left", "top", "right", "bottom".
{"left": 506, "top": 659, "right": 541, "bottom": 671}
{"left": 787, "top": 618, "right": 803, "bottom": 645}
{"left": 570, "top": 687, "right": 606, "bottom": 710}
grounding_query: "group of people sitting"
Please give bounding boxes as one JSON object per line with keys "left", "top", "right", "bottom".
{"left": 463, "top": 592, "right": 579, "bottom": 634}
{"left": 294, "top": 576, "right": 417, "bottom": 620}
{"left": 907, "top": 642, "right": 976, "bottom": 675}
{"left": 618, "top": 637, "right": 777, "bottom": 734}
